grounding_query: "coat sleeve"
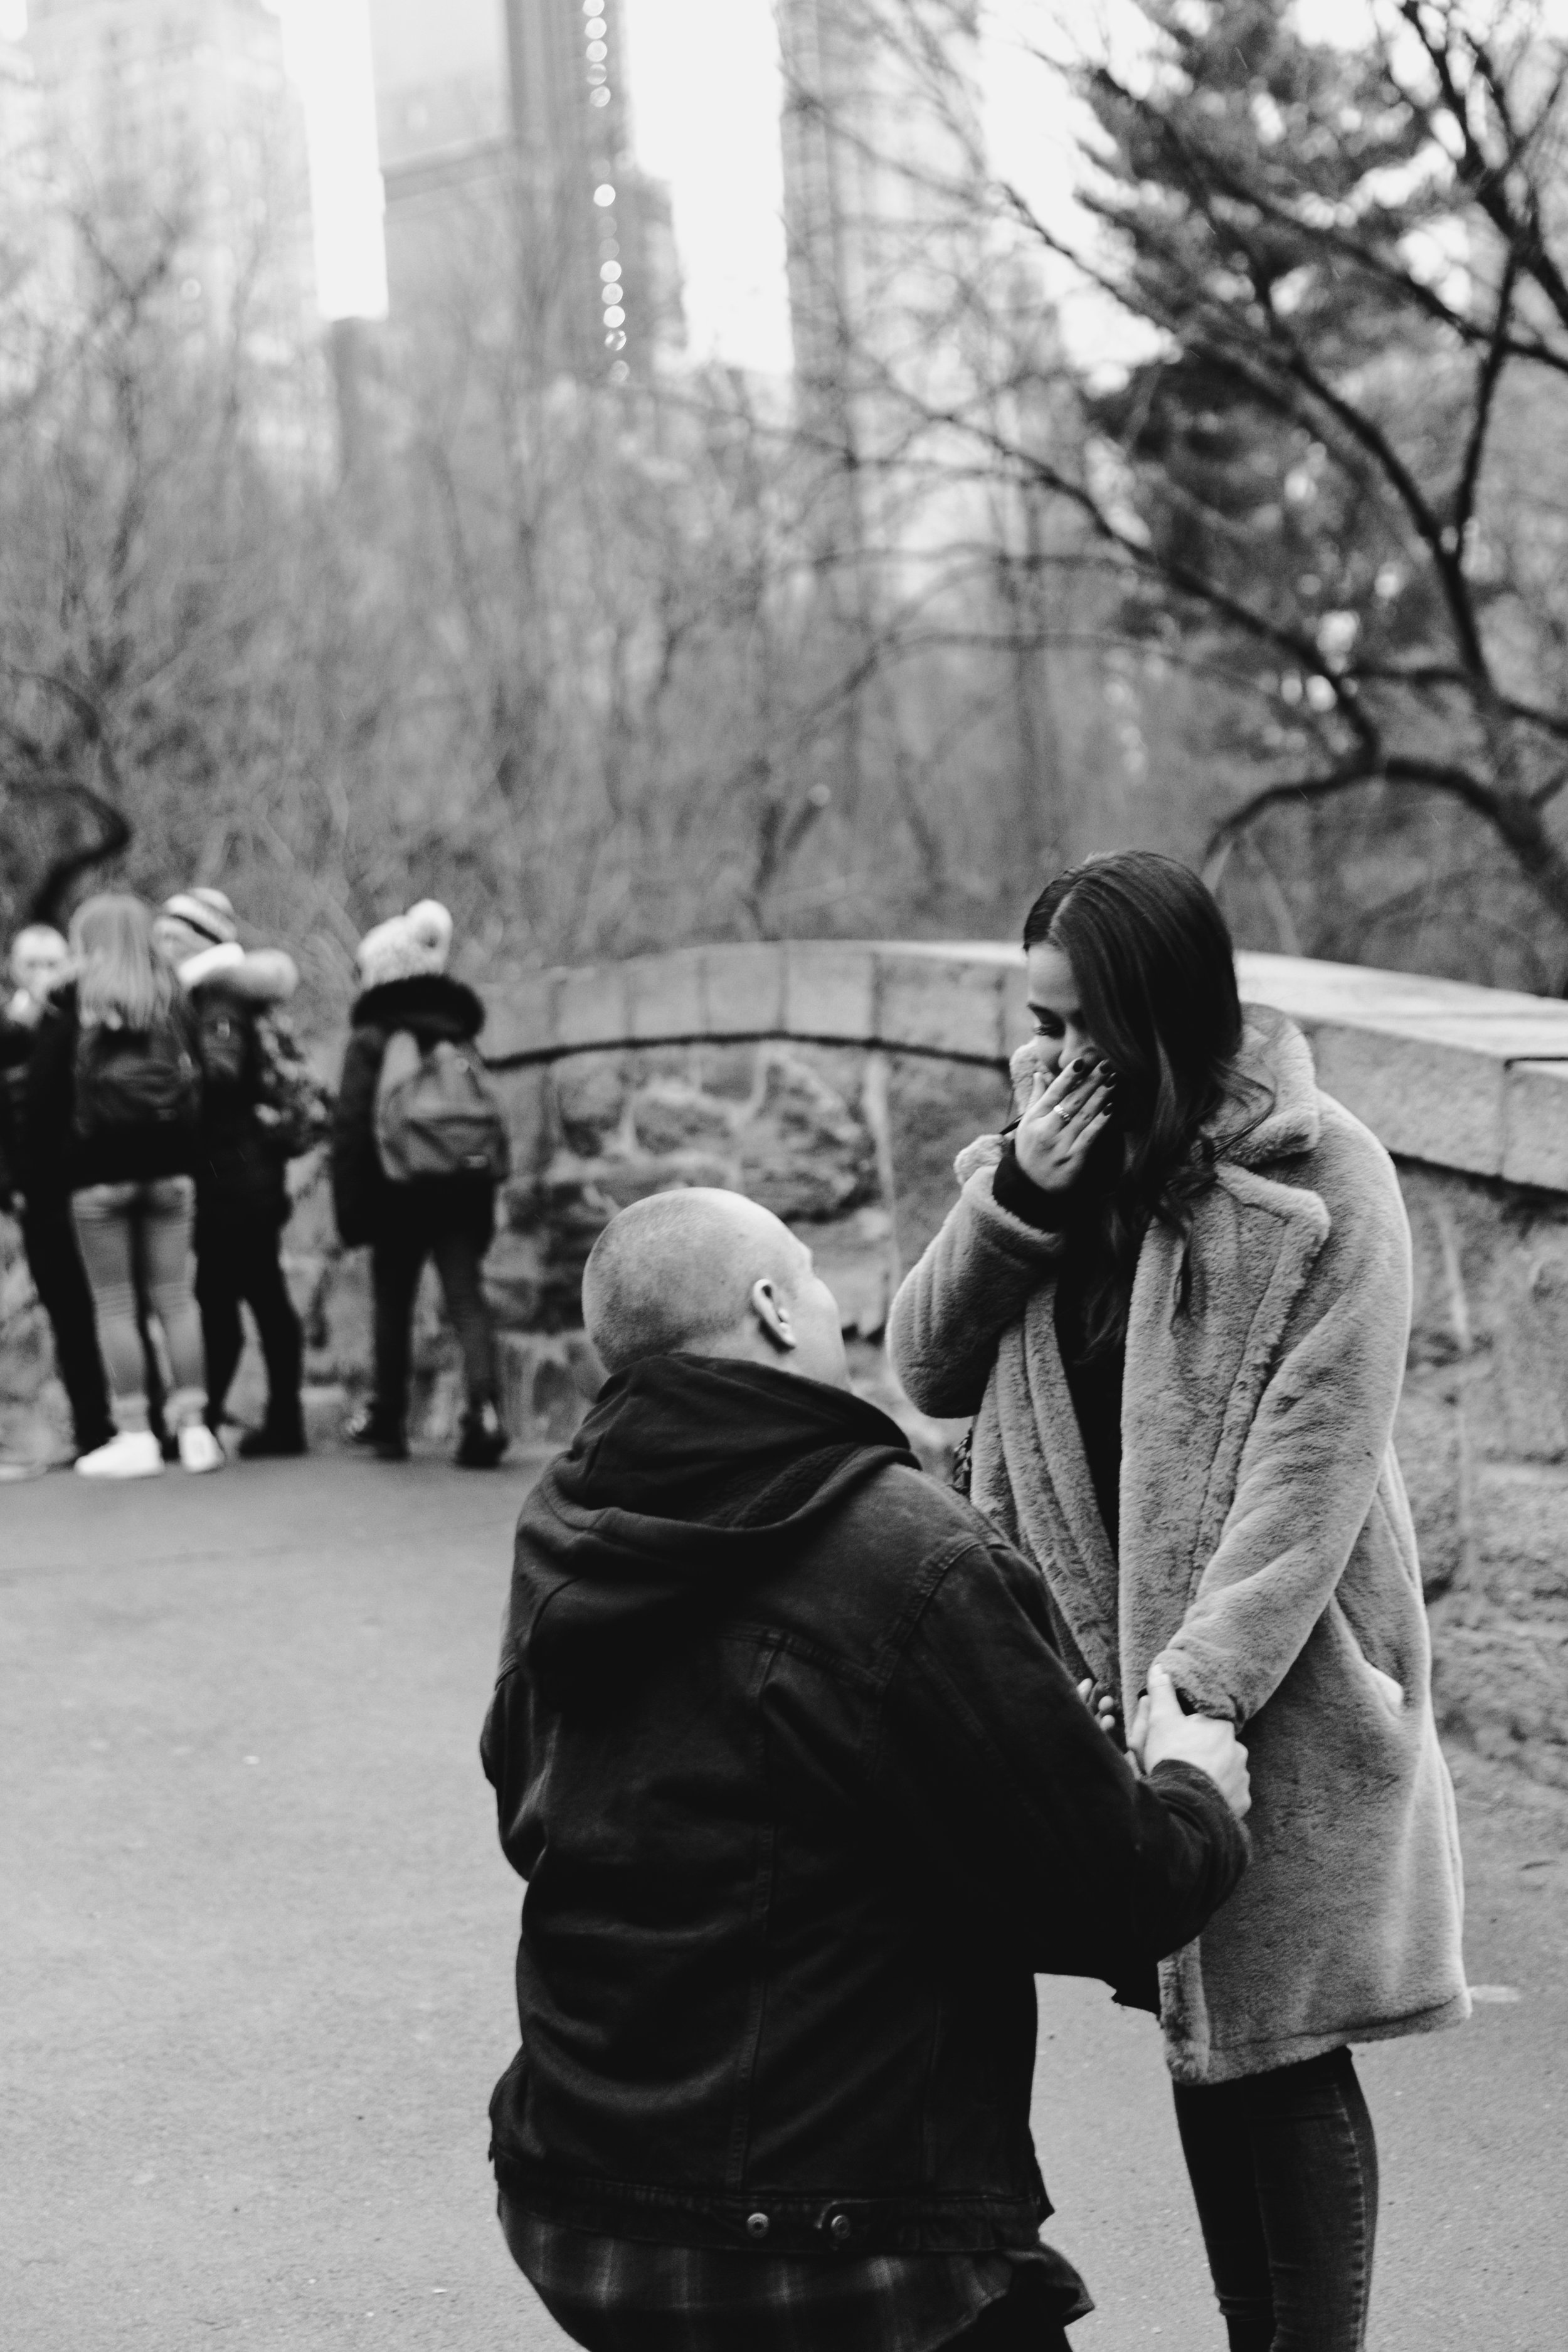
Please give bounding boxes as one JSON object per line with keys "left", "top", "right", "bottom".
{"left": 331, "top": 1027, "right": 386, "bottom": 1248}
{"left": 887, "top": 1167, "right": 1064, "bottom": 1417}
{"left": 874, "top": 1538, "right": 1248, "bottom": 1976}
{"left": 1157, "top": 1118, "right": 1412, "bottom": 1725}
{"left": 18, "top": 999, "right": 76, "bottom": 1197}
{"left": 179, "top": 945, "right": 298, "bottom": 1004}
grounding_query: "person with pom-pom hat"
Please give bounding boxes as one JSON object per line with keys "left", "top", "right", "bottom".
{"left": 331, "top": 901, "right": 509, "bottom": 1467}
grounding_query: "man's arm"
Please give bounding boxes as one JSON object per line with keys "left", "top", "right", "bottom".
{"left": 872, "top": 1540, "right": 1248, "bottom": 1978}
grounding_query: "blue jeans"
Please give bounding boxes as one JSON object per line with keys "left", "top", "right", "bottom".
{"left": 1173, "top": 2047, "right": 1378, "bottom": 2352}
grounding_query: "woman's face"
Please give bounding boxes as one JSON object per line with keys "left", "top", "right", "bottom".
{"left": 1024, "top": 940, "right": 1103, "bottom": 1081}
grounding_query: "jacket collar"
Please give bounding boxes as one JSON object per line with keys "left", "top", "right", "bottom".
{"left": 351, "top": 972, "right": 485, "bottom": 1037}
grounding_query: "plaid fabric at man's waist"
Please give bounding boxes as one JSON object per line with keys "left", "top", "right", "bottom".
{"left": 503, "top": 2206, "right": 1035, "bottom": 2352}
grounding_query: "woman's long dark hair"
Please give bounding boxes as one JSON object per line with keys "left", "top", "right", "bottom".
{"left": 1023, "top": 852, "right": 1253, "bottom": 1352}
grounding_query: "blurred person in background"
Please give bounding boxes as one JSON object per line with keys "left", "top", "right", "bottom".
{"left": 331, "top": 900, "right": 509, "bottom": 1468}
{"left": 21, "top": 894, "right": 220, "bottom": 1478}
{"left": 890, "top": 852, "right": 1468, "bottom": 2352}
{"left": 154, "top": 889, "right": 307, "bottom": 1459}
{"left": 0, "top": 923, "right": 114, "bottom": 1463}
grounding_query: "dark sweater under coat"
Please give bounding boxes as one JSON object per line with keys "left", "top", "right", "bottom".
{"left": 330, "top": 972, "right": 494, "bottom": 1251}
{"left": 482, "top": 1355, "right": 1247, "bottom": 2257}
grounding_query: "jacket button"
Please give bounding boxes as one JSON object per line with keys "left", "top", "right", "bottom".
{"left": 829, "top": 2212, "right": 852, "bottom": 2244}
{"left": 746, "top": 2212, "right": 770, "bottom": 2240}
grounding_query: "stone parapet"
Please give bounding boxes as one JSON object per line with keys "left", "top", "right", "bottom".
{"left": 1233, "top": 951, "right": 1568, "bottom": 1186}
{"left": 485, "top": 942, "right": 1568, "bottom": 1193}
{"left": 482, "top": 941, "right": 1030, "bottom": 1072}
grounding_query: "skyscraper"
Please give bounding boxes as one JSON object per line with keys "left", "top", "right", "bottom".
{"left": 25, "top": 0, "right": 317, "bottom": 393}
{"left": 776, "top": 0, "right": 983, "bottom": 442}
{"left": 366, "top": 0, "right": 679, "bottom": 381}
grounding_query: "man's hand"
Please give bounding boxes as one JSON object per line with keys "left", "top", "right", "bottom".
{"left": 1013, "top": 1055, "right": 1115, "bottom": 1195}
{"left": 1130, "top": 1663, "right": 1251, "bottom": 1820}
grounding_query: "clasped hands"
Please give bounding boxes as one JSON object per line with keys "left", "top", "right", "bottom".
{"left": 1077, "top": 1664, "right": 1251, "bottom": 1820}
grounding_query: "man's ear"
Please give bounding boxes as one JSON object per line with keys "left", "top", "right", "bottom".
{"left": 748, "top": 1276, "right": 797, "bottom": 1354}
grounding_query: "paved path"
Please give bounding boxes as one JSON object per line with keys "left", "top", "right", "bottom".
{"left": 3, "top": 1459, "right": 1564, "bottom": 2351}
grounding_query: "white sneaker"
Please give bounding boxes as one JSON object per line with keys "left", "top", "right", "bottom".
{"left": 177, "top": 1423, "right": 225, "bottom": 1475}
{"left": 76, "top": 1431, "right": 164, "bottom": 1480}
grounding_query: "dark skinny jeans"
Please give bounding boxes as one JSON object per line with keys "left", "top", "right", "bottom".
{"left": 196, "top": 1207, "right": 303, "bottom": 1430}
{"left": 19, "top": 1199, "right": 114, "bottom": 1452}
{"left": 1174, "top": 2046, "right": 1379, "bottom": 2352}
{"left": 371, "top": 1219, "right": 497, "bottom": 1434}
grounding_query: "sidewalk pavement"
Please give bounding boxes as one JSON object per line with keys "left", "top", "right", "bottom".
{"left": 3, "top": 1456, "right": 1564, "bottom": 2350}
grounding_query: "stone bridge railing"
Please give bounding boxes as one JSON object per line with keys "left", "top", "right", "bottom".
{"left": 482, "top": 939, "right": 1568, "bottom": 1189}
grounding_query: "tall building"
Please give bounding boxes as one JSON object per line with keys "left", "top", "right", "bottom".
{"left": 25, "top": 0, "right": 318, "bottom": 411}
{"left": 0, "top": 40, "right": 55, "bottom": 400}
{"left": 367, "top": 0, "right": 681, "bottom": 382}
{"left": 777, "top": 0, "right": 983, "bottom": 444}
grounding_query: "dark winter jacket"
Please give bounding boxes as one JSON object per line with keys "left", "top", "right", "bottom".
{"left": 331, "top": 973, "right": 494, "bottom": 1250}
{"left": 21, "top": 982, "right": 202, "bottom": 1194}
{"left": 482, "top": 1355, "right": 1248, "bottom": 2257}
{"left": 183, "top": 969, "right": 291, "bottom": 1228}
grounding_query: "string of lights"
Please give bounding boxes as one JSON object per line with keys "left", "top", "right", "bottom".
{"left": 582, "top": 0, "right": 628, "bottom": 381}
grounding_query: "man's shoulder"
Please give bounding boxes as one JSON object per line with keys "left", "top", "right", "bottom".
{"left": 800, "top": 1456, "right": 1005, "bottom": 1628}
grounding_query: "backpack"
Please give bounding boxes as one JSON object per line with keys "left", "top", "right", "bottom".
{"left": 254, "top": 1011, "right": 335, "bottom": 1159}
{"left": 73, "top": 1012, "right": 202, "bottom": 1143}
{"left": 194, "top": 996, "right": 252, "bottom": 1095}
{"left": 373, "top": 1029, "right": 510, "bottom": 1184}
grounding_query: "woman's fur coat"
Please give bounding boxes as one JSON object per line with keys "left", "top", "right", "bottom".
{"left": 888, "top": 1010, "right": 1468, "bottom": 2084}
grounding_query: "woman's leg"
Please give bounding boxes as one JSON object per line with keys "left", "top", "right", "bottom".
{"left": 195, "top": 1212, "right": 246, "bottom": 1428}
{"left": 1174, "top": 2074, "right": 1276, "bottom": 2352}
{"left": 139, "top": 1178, "right": 206, "bottom": 1423}
{"left": 21, "top": 1200, "right": 114, "bottom": 1451}
{"left": 1175, "top": 2048, "right": 1379, "bottom": 2352}
{"left": 371, "top": 1223, "right": 425, "bottom": 1443}
{"left": 70, "top": 1185, "right": 149, "bottom": 1422}
{"left": 430, "top": 1225, "right": 498, "bottom": 1404}
{"left": 241, "top": 1225, "right": 304, "bottom": 1432}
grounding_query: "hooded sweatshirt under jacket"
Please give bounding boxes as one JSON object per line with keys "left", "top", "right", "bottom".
{"left": 483, "top": 1355, "right": 1247, "bottom": 2257}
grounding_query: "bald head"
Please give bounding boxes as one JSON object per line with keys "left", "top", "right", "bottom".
{"left": 583, "top": 1188, "right": 848, "bottom": 1389}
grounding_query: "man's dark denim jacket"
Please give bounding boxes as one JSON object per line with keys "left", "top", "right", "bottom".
{"left": 482, "top": 1359, "right": 1246, "bottom": 2260}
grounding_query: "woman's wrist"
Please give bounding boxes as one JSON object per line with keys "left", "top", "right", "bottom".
{"left": 992, "top": 1140, "right": 1071, "bottom": 1232}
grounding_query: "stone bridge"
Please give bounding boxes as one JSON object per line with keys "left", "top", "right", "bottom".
{"left": 480, "top": 937, "right": 1568, "bottom": 1185}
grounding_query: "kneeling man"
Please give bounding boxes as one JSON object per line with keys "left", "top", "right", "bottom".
{"left": 483, "top": 1189, "right": 1250, "bottom": 2351}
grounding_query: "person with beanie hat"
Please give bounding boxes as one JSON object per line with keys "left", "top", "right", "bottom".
{"left": 331, "top": 901, "right": 508, "bottom": 1468}
{"left": 154, "top": 888, "right": 307, "bottom": 1459}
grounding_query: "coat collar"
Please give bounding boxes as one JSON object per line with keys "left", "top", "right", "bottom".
{"left": 1215, "top": 1008, "right": 1320, "bottom": 1168}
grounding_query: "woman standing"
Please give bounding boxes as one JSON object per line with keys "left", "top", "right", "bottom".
{"left": 154, "top": 888, "right": 308, "bottom": 1457}
{"left": 331, "top": 900, "right": 509, "bottom": 1468}
{"left": 889, "top": 852, "right": 1466, "bottom": 2352}
{"left": 21, "top": 894, "right": 220, "bottom": 1478}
